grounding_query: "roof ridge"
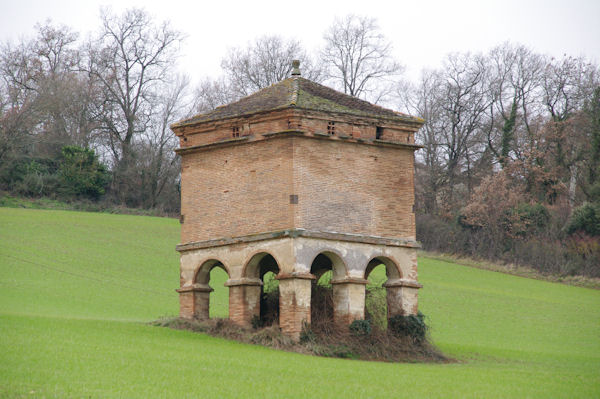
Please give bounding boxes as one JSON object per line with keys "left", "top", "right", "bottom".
{"left": 290, "top": 77, "right": 299, "bottom": 106}
{"left": 172, "top": 75, "right": 423, "bottom": 128}
{"left": 296, "top": 77, "right": 413, "bottom": 118}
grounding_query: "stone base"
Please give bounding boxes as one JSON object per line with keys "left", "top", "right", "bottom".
{"left": 176, "top": 230, "right": 422, "bottom": 339}
{"left": 176, "top": 284, "right": 213, "bottom": 320}
{"left": 225, "top": 278, "right": 262, "bottom": 326}
{"left": 277, "top": 274, "right": 314, "bottom": 339}
{"left": 331, "top": 278, "right": 368, "bottom": 325}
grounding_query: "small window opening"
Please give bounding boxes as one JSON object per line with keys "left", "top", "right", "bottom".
{"left": 232, "top": 126, "right": 240, "bottom": 138}
{"left": 376, "top": 126, "right": 383, "bottom": 139}
{"left": 327, "top": 121, "right": 336, "bottom": 135}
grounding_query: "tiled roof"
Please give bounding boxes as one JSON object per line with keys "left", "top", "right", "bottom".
{"left": 173, "top": 77, "right": 422, "bottom": 127}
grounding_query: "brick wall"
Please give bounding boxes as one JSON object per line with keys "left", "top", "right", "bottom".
{"left": 180, "top": 138, "right": 295, "bottom": 243}
{"left": 292, "top": 136, "right": 416, "bottom": 239}
{"left": 179, "top": 111, "right": 294, "bottom": 148}
{"left": 179, "top": 110, "right": 417, "bottom": 245}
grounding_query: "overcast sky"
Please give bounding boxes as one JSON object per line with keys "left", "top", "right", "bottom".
{"left": 1, "top": 0, "right": 599, "bottom": 84}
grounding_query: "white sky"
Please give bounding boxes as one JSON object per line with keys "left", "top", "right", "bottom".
{"left": 1, "top": 0, "right": 599, "bottom": 84}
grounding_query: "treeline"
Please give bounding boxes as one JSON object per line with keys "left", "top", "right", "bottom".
{"left": 1, "top": 10, "right": 598, "bottom": 276}
{"left": 0, "top": 11, "right": 401, "bottom": 213}
{"left": 401, "top": 45, "right": 600, "bottom": 277}
{"left": 0, "top": 9, "right": 187, "bottom": 212}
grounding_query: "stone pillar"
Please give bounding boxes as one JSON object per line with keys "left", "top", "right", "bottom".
{"left": 383, "top": 279, "right": 423, "bottom": 318}
{"left": 176, "top": 284, "right": 214, "bottom": 320}
{"left": 225, "top": 278, "right": 262, "bottom": 327}
{"left": 331, "top": 277, "right": 368, "bottom": 326}
{"left": 276, "top": 273, "right": 314, "bottom": 340}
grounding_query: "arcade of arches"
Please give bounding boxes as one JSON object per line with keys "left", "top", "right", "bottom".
{"left": 177, "top": 233, "right": 422, "bottom": 340}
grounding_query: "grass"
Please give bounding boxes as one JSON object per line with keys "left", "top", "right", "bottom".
{"left": 0, "top": 193, "right": 174, "bottom": 217}
{"left": 420, "top": 250, "right": 600, "bottom": 290}
{"left": 1, "top": 207, "right": 599, "bottom": 398}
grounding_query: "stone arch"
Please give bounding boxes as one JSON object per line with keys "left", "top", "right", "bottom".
{"left": 179, "top": 258, "right": 230, "bottom": 321}
{"left": 363, "top": 255, "right": 406, "bottom": 324}
{"left": 194, "top": 258, "right": 230, "bottom": 285}
{"left": 309, "top": 250, "right": 353, "bottom": 327}
{"left": 228, "top": 251, "right": 281, "bottom": 327}
{"left": 364, "top": 256, "right": 401, "bottom": 282}
{"left": 242, "top": 251, "right": 280, "bottom": 280}
{"left": 309, "top": 250, "right": 348, "bottom": 281}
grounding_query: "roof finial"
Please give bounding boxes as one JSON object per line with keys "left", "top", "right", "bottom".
{"left": 291, "top": 59, "right": 301, "bottom": 76}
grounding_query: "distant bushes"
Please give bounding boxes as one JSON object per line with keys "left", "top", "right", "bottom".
{"left": 567, "top": 202, "right": 600, "bottom": 236}
{"left": 57, "top": 146, "right": 110, "bottom": 199}
{"left": 0, "top": 145, "right": 109, "bottom": 202}
{"left": 349, "top": 319, "right": 372, "bottom": 337}
{"left": 389, "top": 312, "right": 428, "bottom": 343}
{"left": 417, "top": 208, "right": 600, "bottom": 278}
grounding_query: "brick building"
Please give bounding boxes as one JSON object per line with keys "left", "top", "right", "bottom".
{"left": 171, "top": 61, "right": 424, "bottom": 339}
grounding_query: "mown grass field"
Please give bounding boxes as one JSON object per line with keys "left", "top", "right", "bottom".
{"left": 1, "top": 207, "right": 599, "bottom": 398}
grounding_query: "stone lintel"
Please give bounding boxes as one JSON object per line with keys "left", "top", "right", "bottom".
{"left": 176, "top": 283, "right": 214, "bottom": 293}
{"left": 176, "top": 229, "right": 420, "bottom": 252}
{"left": 383, "top": 278, "right": 423, "bottom": 289}
{"left": 275, "top": 272, "right": 316, "bottom": 281}
{"left": 224, "top": 278, "right": 263, "bottom": 287}
{"left": 175, "top": 136, "right": 250, "bottom": 155}
{"left": 373, "top": 138, "right": 424, "bottom": 149}
{"left": 297, "top": 130, "right": 422, "bottom": 150}
{"left": 330, "top": 277, "right": 369, "bottom": 285}
{"left": 261, "top": 130, "right": 305, "bottom": 138}
{"left": 174, "top": 129, "right": 422, "bottom": 157}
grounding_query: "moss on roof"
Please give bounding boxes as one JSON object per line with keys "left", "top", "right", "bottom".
{"left": 173, "top": 77, "right": 422, "bottom": 128}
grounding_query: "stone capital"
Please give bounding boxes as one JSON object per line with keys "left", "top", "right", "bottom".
{"left": 382, "top": 278, "right": 423, "bottom": 289}
{"left": 275, "top": 272, "right": 316, "bottom": 281}
{"left": 330, "top": 277, "right": 369, "bottom": 285}
{"left": 224, "top": 277, "right": 263, "bottom": 287}
{"left": 176, "top": 283, "right": 214, "bottom": 293}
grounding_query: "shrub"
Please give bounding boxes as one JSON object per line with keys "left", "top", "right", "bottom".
{"left": 567, "top": 202, "right": 600, "bottom": 236}
{"left": 349, "top": 319, "right": 372, "bottom": 337}
{"left": 251, "top": 315, "right": 262, "bottom": 329}
{"left": 510, "top": 203, "right": 550, "bottom": 236}
{"left": 258, "top": 288, "right": 279, "bottom": 327}
{"left": 365, "top": 286, "right": 387, "bottom": 330}
{"left": 389, "top": 312, "right": 428, "bottom": 342}
{"left": 58, "top": 146, "right": 110, "bottom": 200}
{"left": 299, "top": 322, "right": 316, "bottom": 344}
{"left": 10, "top": 159, "right": 59, "bottom": 197}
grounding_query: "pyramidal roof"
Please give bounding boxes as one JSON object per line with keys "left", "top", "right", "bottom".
{"left": 173, "top": 72, "right": 423, "bottom": 128}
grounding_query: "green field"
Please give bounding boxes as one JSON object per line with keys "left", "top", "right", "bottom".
{"left": 1, "top": 208, "right": 599, "bottom": 398}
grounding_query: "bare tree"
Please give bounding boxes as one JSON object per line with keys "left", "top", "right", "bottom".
{"left": 484, "top": 43, "right": 545, "bottom": 167}
{"left": 321, "top": 15, "right": 403, "bottom": 103}
{"left": 404, "top": 53, "right": 491, "bottom": 209}
{"left": 86, "top": 7, "right": 183, "bottom": 204}
{"left": 193, "top": 35, "right": 321, "bottom": 113}
{"left": 138, "top": 74, "right": 190, "bottom": 210}
{"left": 221, "top": 35, "right": 322, "bottom": 98}
{"left": 192, "top": 76, "right": 238, "bottom": 113}
{"left": 541, "top": 56, "right": 599, "bottom": 206}
{"left": 399, "top": 72, "right": 445, "bottom": 213}
{"left": 0, "top": 21, "right": 97, "bottom": 158}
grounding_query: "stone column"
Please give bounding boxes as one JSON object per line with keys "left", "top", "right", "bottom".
{"left": 225, "top": 278, "right": 262, "bottom": 327}
{"left": 331, "top": 277, "right": 368, "bottom": 326}
{"left": 276, "top": 273, "right": 315, "bottom": 340}
{"left": 383, "top": 279, "right": 423, "bottom": 318}
{"left": 176, "top": 283, "right": 214, "bottom": 320}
